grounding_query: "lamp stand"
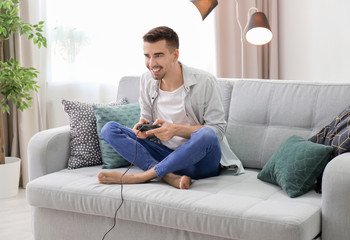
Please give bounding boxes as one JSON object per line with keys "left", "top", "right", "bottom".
{"left": 235, "top": 0, "right": 258, "bottom": 79}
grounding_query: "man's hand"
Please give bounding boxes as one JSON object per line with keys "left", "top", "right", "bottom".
{"left": 146, "top": 119, "right": 175, "bottom": 141}
{"left": 132, "top": 118, "right": 151, "bottom": 139}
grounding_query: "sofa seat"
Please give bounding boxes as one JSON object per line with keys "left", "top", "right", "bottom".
{"left": 27, "top": 165, "right": 321, "bottom": 240}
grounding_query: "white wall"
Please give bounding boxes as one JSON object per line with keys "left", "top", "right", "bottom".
{"left": 279, "top": 0, "right": 350, "bottom": 82}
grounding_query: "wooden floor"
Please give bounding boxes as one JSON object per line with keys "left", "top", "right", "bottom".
{"left": 0, "top": 188, "right": 34, "bottom": 240}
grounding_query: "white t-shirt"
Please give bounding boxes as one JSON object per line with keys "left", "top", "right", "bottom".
{"left": 156, "top": 85, "right": 196, "bottom": 150}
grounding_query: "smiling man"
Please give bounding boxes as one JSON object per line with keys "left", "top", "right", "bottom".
{"left": 97, "top": 26, "right": 228, "bottom": 189}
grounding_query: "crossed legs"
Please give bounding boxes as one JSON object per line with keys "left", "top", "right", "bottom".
{"left": 97, "top": 122, "right": 221, "bottom": 189}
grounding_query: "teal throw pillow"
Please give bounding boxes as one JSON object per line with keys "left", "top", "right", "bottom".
{"left": 93, "top": 103, "right": 140, "bottom": 169}
{"left": 257, "top": 135, "right": 333, "bottom": 198}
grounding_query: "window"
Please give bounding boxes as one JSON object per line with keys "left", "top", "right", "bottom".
{"left": 46, "top": 0, "right": 216, "bottom": 84}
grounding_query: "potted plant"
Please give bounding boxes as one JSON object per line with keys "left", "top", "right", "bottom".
{"left": 0, "top": 0, "right": 46, "bottom": 197}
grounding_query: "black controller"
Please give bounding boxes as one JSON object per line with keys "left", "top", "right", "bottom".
{"left": 137, "top": 124, "right": 161, "bottom": 131}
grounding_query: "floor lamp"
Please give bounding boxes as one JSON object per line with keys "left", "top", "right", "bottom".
{"left": 235, "top": 0, "right": 273, "bottom": 78}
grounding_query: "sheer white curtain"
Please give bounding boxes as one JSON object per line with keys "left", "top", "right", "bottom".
{"left": 42, "top": 0, "right": 217, "bottom": 128}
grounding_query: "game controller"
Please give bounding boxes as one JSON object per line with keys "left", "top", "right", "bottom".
{"left": 137, "top": 124, "right": 161, "bottom": 131}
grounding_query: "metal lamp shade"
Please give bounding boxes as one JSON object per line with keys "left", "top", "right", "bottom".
{"left": 245, "top": 12, "right": 273, "bottom": 45}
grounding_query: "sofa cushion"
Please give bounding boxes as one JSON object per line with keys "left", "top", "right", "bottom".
{"left": 27, "top": 167, "right": 322, "bottom": 240}
{"left": 309, "top": 105, "right": 350, "bottom": 157}
{"left": 257, "top": 135, "right": 333, "bottom": 198}
{"left": 62, "top": 98, "right": 127, "bottom": 169}
{"left": 93, "top": 103, "right": 141, "bottom": 169}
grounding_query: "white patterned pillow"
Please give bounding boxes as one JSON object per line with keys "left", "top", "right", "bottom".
{"left": 62, "top": 98, "right": 127, "bottom": 169}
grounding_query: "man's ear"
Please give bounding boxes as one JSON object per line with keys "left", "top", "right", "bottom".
{"left": 173, "top": 49, "right": 179, "bottom": 62}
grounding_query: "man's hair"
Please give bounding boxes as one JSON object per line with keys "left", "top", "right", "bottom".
{"left": 143, "top": 26, "right": 179, "bottom": 50}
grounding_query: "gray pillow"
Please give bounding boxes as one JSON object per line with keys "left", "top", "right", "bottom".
{"left": 93, "top": 103, "right": 140, "bottom": 169}
{"left": 62, "top": 98, "right": 127, "bottom": 169}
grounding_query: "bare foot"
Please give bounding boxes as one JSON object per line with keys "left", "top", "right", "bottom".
{"left": 163, "top": 173, "right": 192, "bottom": 189}
{"left": 97, "top": 171, "right": 125, "bottom": 184}
{"left": 97, "top": 169, "right": 157, "bottom": 184}
{"left": 98, "top": 169, "right": 192, "bottom": 189}
{"left": 179, "top": 176, "right": 192, "bottom": 189}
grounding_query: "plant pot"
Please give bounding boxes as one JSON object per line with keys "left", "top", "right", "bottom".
{"left": 0, "top": 157, "right": 21, "bottom": 198}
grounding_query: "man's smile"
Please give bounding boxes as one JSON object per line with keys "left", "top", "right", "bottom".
{"left": 151, "top": 67, "right": 162, "bottom": 74}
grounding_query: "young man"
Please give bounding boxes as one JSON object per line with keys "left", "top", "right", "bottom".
{"left": 97, "top": 26, "right": 232, "bottom": 189}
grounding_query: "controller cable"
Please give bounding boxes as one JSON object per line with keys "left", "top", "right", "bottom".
{"left": 101, "top": 128, "right": 143, "bottom": 240}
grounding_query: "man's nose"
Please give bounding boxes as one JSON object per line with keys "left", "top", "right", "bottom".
{"left": 149, "top": 57, "right": 156, "bottom": 67}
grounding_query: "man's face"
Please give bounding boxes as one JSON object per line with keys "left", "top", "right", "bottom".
{"left": 143, "top": 39, "right": 178, "bottom": 80}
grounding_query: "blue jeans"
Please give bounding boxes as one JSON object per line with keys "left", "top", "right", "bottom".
{"left": 101, "top": 122, "right": 222, "bottom": 180}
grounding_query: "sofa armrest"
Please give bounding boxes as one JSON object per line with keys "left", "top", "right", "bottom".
{"left": 28, "top": 125, "right": 71, "bottom": 181}
{"left": 322, "top": 152, "right": 350, "bottom": 240}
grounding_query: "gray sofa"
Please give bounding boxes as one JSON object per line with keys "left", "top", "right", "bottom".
{"left": 27, "top": 77, "right": 350, "bottom": 240}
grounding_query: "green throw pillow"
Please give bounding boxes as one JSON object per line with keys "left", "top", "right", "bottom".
{"left": 93, "top": 103, "right": 140, "bottom": 169}
{"left": 257, "top": 135, "right": 333, "bottom": 198}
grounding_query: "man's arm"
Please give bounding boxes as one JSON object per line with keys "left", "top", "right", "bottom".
{"left": 132, "top": 118, "right": 150, "bottom": 139}
{"left": 199, "top": 76, "right": 226, "bottom": 141}
{"left": 139, "top": 73, "right": 154, "bottom": 123}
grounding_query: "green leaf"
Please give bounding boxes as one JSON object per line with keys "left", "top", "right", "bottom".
{"left": 2, "top": 105, "right": 10, "bottom": 114}
{"left": 0, "top": 0, "right": 46, "bottom": 113}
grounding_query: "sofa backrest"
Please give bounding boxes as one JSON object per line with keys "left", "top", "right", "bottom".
{"left": 117, "top": 76, "right": 350, "bottom": 169}
{"left": 117, "top": 76, "right": 140, "bottom": 104}
{"left": 226, "top": 79, "right": 350, "bottom": 169}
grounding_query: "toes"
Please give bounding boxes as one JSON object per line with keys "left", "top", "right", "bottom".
{"left": 179, "top": 176, "right": 192, "bottom": 189}
{"left": 97, "top": 172, "right": 108, "bottom": 184}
